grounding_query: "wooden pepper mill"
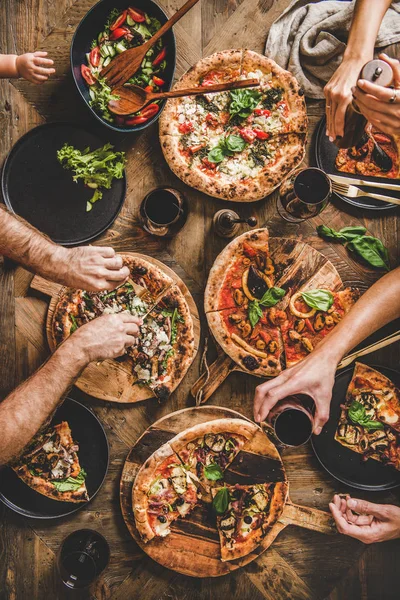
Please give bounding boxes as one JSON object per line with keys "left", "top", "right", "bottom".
{"left": 213, "top": 210, "right": 257, "bottom": 238}
{"left": 335, "top": 59, "right": 393, "bottom": 149}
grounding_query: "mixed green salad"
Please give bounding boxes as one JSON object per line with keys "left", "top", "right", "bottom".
{"left": 81, "top": 6, "right": 168, "bottom": 126}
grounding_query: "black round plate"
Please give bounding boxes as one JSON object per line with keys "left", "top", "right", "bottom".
{"left": 1, "top": 122, "right": 126, "bottom": 245}
{"left": 0, "top": 397, "right": 109, "bottom": 519}
{"left": 314, "top": 116, "right": 399, "bottom": 210}
{"left": 312, "top": 364, "right": 400, "bottom": 491}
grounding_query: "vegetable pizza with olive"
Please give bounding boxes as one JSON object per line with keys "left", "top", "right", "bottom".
{"left": 132, "top": 418, "right": 288, "bottom": 561}
{"left": 160, "top": 49, "right": 307, "bottom": 202}
{"left": 335, "top": 362, "right": 400, "bottom": 469}
{"left": 205, "top": 229, "right": 359, "bottom": 377}
{"left": 81, "top": 6, "right": 168, "bottom": 126}
{"left": 51, "top": 255, "right": 195, "bottom": 401}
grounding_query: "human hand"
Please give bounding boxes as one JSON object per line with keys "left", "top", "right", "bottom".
{"left": 253, "top": 350, "right": 337, "bottom": 434}
{"left": 55, "top": 246, "right": 130, "bottom": 292}
{"left": 351, "top": 54, "right": 400, "bottom": 136}
{"left": 69, "top": 312, "right": 142, "bottom": 363}
{"left": 324, "top": 55, "right": 369, "bottom": 141}
{"left": 329, "top": 494, "right": 400, "bottom": 543}
{"left": 15, "top": 51, "right": 55, "bottom": 84}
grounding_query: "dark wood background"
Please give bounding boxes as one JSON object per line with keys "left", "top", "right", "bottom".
{"left": 0, "top": 1, "right": 399, "bottom": 599}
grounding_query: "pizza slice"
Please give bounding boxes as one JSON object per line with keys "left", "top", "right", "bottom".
{"left": 132, "top": 444, "right": 200, "bottom": 543}
{"left": 169, "top": 419, "right": 258, "bottom": 498}
{"left": 281, "top": 287, "right": 359, "bottom": 368}
{"left": 12, "top": 422, "right": 89, "bottom": 503}
{"left": 335, "top": 362, "right": 400, "bottom": 469}
{"left": 212, "top": 481, "right": 288, "bottom": 561}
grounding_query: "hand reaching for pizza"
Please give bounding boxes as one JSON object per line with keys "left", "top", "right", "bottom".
{"left": 352, "top": 53, "right": 400, "bottom": 136}
{"left": 329, "top": 494, "right": 400, "bottom": 543}
{"left": 69, "top": 312, "right": 142, "bottom": 363}
{"left": 55, "top": 246, "right": 130, "bottom": 292}
{"left": 253, "top": 350, "right": 336, "bottom": 435}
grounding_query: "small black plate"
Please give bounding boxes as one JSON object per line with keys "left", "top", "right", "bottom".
{"left": 1, "top": 122, "right": 126, "bottom": 245}
{"left": 312, "top": 364, "right": 400, "bottom": 491}
{"left": 314, "top": 116, "right": 400, "bottom": 210}
{"left": 0, "top": 397, "right": 109, "bottom": 519}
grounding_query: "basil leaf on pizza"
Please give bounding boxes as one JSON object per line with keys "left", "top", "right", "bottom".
{"left": 51, "top": 468, "right": 87, "bottom": 492}
{"left": 259, "top": 287, "right": 286, "bottom": 307}
{"left": 208, "top": 145, "right": 226, "bottom": 163}
{"left": 212, "top": 486, "right": 230, "bottom": 514}
{"left": 70, "top": 314, "right": 78, "bottom": 333}
{"left": 301, "top": 289, "right": 334, "bottom": 312}
{"left": 229, "top": 88, "right": 262, "bottom": 119}
{"left": 248, "top": 300, "right": 263, "bottom": 328}
{"left": 348, "top": 400, "right": 384, "bottom": 431}
{"left": 204, "top": 463, "right": 224, "bottom": 481}
{"left": 225, "top": 134, "right": 247, "bottom": 153}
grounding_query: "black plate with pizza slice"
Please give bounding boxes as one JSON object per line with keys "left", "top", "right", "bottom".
{"left": 0, "top": 397, "right": 109, "bottom": 519}
{"left": 314, "top": 116, "right": 400, "bottom": 210}
{"left": 312, "top": 364, "right": 400, "bottom": 491}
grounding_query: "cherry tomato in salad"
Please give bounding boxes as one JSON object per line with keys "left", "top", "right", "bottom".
{"left": 152, "top": 76, "right": 165, "bottom": 87}
{"left": 125, "top": 115, "right": 148, "bottom": 125}
{"left": 109, "top": 10, "right": 127, "bottom": 30}
{"left": 81, "top": 64, "right": 96, "bottom": 85}
{"left": 144, "top": 85, "right": 153, "bottom": 92}
{"left": 178, "top": 122, "right": 193, "bottom": 134}
{"left": 254, "top": 108, "right": 271, "bottom": 117}
{"left": 128, "top": 7, "right": 146, "bottom": 22}
{"left": 125, "top": 103, "right": 160, "bottom": 125}
{"left": 109, "top": 27, "right": 129, "bottom": 41}
{"left": 89, "top": 46, "right": 100, "bottom": 68}
{"left": 152, "top": 47, "right": 167, "bottom": 66}
{"left": 239, "top": 127, "right": 257, "bottom": 143}
{"left": 253, "top": 129, "right": 269, "bottom": 140}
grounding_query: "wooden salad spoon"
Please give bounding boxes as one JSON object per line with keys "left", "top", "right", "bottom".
{"left": 108, "top": 78, "right": 260, "bottom": 115}
{"left": 101, "top": 0, "right": 200, "bottom": 90}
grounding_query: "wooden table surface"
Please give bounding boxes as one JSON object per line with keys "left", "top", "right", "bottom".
{"left": 0, "top": 1, "right": 400, "bottom": 599}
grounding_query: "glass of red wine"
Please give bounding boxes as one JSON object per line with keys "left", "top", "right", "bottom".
{"left": 266, "top": 396, "right": 314, "bottom": 447}
{"left": 57, "top": 529, "right": 110, "bottom": 590}
{"left": 277, "top": 167, "right": 331, "bottom": 223}
{"left": 139, "top": 186, "right": 188, "bottom": 237}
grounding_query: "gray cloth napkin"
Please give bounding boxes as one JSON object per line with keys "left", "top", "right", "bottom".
{"left": 265, "top": 0, "right": 400, "bottom": 98}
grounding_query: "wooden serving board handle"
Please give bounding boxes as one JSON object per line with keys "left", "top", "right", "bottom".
{"left": 191, "top": 354, "right": 237, "bottom": 404}
{"left": 30, "top": 274, "right": 63, "bottom": 298}
{"left": 279, "top": 501, "right": 337, "bottom": 535}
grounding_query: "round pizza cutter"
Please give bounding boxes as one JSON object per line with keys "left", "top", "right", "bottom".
{"left": 120, "top": 406, "right": 336, "bottom": 577}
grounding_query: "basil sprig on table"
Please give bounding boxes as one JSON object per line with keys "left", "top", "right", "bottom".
{"left": 204, "top": 463, "right": 224, "bottom": 481}
{"left": 229, "top": 88, "right": 262, "bottom": 119}
{"left": 51, "top": 468, "right": 87, "bottom": 493}
{"left": 212, "top": 486, "right": 230, "bottom": 514}
{"left": 208, "top": 134, "right": 247, "bottom": 164}
{"left": 348, "top": 400, "right": 384, "bottom": 432}
{"left": 248, "top": 287, "right": 286, "bottom": 328}
{"left": 301, "top": 289, "right": 334, "bottom": 312}
{"left": 317, "top": 225, "right": 390, "bottom": 271}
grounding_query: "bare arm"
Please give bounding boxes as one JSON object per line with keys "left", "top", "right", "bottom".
{"left": 0, "top": 205, "right": 129, "bottom": 291}
{"left": 254, "top": 267, "right": 400, "bottom": 433}
{"left": 324, "top": 0, "right": 392, "bottom": 140}
{"left": 0, "top": 52, "right": 55, "bottom": 83}
{"left": 0, "top": 312, "right": 141, "bottom": 466}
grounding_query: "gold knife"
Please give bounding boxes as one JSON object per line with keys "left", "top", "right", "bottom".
{"left": 329, "top": 173, "right": 400, "bottom": 192}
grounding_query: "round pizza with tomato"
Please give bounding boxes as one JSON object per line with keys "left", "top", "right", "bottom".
{"left": 159, "top": 49, "right": 307, "bottom": 202}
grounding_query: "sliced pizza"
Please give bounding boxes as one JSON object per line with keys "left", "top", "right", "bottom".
{"left": 12, "top": 422, "right": 89, "bottom": 503}
{"left": 212, "top": 481, "right": 288, "bottom": 561}
{"left": 335, "top": 363, "right": 400, "bottom": 469}
{"left": 132, "top": 443, "right": 199, "bottom": 543}
{"left": 169, "top": 419, "right": 258, "bottom": 498}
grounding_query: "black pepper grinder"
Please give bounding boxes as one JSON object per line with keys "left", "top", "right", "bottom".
{"left": 213, "top": 210, "right": 257, "bottom": 238}
{"left": 334, "top": 59, "right": 393, "bottom": 149}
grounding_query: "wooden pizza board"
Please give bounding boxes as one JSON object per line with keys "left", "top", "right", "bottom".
{"left": 192, "top": 237, "right": 343, "bottom": 403}
{"left": 30, "top": 253, "right": 200, "bottom": 404}
{"left": 120, "top": 406, "right": 336, "bottom": 578}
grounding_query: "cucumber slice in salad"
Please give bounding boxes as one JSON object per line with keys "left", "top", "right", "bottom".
{"left": 103, "top": 56, "right": 111, "bottom": 67}
{"left": 100, "top": 44, "right": 110, "bottom": 57}
{"left": 126, "top": 14, "right": 135, "bottom": 26}
{"left": 115, "top": 42, "right": 126, "bottom": 53}
{"left": 89, "top": 88, "right": 96, "bottom": 101}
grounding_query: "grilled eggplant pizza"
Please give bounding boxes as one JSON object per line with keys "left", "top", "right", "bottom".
{"left": 205, "top": 229, "right": 359, "bottom": 377}
{"left": 51, "top": 255, "right": 195, "bottom": 400}
{"left": 212, "top": 482, "right": 288, "bottom": 561}
{"left": 12, "top": 422, "right": 88, "bottom": 503}
{"left": 159, "top": 49, "right": 307, "bottom": 202}
{"left": 335, "top": 363, "right": 400, "bottom": 469}
{"left": 336, "top": 129, "right": 400, "bottom": 179}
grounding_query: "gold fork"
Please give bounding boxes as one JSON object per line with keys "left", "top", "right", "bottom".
{"left": 331, "top": 181, "right": 400, "bottom": 206}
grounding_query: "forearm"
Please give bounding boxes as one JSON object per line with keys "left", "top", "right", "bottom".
{"left": 344, "top": 0, "right": 392, "bottom": 61}
{"left": 315, "top": 267, "right": 400, "bottom": 363}
{"left": 0, "top": 205, "right": 69, "bottom": 282}
{"left": 0, "top": 54, "right": 19, "bottom": 78}
{"left": 0, "top": 341, "right": 87, "bottom": 465}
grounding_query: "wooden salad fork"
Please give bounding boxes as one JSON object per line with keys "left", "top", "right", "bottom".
{"left": 101, "top": 0, "right": 200, "bottom": 90}
{"left": 331, "top": 180, "right": 400, "bottom": 206}
{"left": 108, "top": 78, "right": 260, "bottom": 115}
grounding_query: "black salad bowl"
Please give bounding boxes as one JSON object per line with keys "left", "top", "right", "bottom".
{"left": 70, "top": 0, "right": 176, "bottom": 133}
